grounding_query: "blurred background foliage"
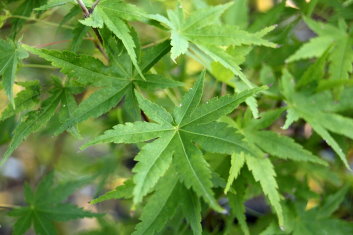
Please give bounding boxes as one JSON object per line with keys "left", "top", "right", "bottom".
{"left": 0, "top": 0, "right": 353, "bottom": 234}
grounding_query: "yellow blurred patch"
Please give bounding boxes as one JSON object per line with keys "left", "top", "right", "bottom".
{"left": 305, "top": 178, "right": 323, "bottom": 210}
{"left": 186, "top": 58, "right": 203, "bottom": 75}
{"left": 0, "top": 191, "right": 14, "bottom": 205}
{"left": 257, "top": 0, "right": 273, "bottom": 12}
{"left": 308, "top": 178, "right": 323, "bottom": 194}
{"left": 108, "top": 177, "right": 128, "bottom": 190}
{"left": 0, "top": 83, "right": 24, "bottom": 112}
{"left": 306, "top": 198, "right": 319, "bottom": 210}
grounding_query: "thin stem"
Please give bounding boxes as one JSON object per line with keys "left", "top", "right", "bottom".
{"left": 88, "top": 31, "right": 108, "bottom": 61}
{"left": 9, "top": 15, "right": 74, "bottom": 29}
{"left": 75, "top": 0, "right": 107, "bottom": 60}
{"left": 142, "top": 36, "right": 170, "bottom": 49}
{"left": 34, "top": 37, "right": 95, "bottom": 48}
{"left": 221, "top": 82, "right": 227, "bottom": 96}
{"left": 36, "top": 39, "right": 72, "bottom": 48}
{"left": 21, "top": 64, "right": 57, "bottom": 69}
{"left": 76, "top": 0, "right": 90, "bottom": 17}
{"left": 91, "top": 0, "right": 101, "bottom": 11}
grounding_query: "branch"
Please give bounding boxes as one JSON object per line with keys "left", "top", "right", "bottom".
{"left": 91, "top": 0, "right": 101, "bottom": 11}
{"left": 75, "top": 0, "right": 107, "bottom": 61}
{"left": 76, "top": 0, "right": 90, "bottom": 17}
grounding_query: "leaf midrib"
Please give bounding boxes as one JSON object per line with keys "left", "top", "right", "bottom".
{"left": 180, "top": 128, "right": 250, "bottom": 154}
{"left": 176, "top": 132, "right": 215, "bottom": 208}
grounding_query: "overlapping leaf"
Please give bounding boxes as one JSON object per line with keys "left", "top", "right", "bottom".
{"left": 85, "top": 73, "right": 263, "bottom": 224}
{"left": 79, "top": 0, "right": 147, "bottom": 77}
{"left": 0, "top": 39, "right": 29, "bottom": 107}
{"left": 23, "top": 39, "right": 180, "bottom": 135}
{"left": 287, "top": 17, "right": 353, "bottom": 93}
{"left": 280, "top": 70, "right": 353, "bottom": 169}
{"left": 261, "top": 187, "right": 352, "bottom": 235}
{"left": 8, "top": 173, "right": 101, "bottom": 235}
{"left": 149, "top": 2, "right": 276, "bottom": 87}
{"left": 1, "top": 89, "right": 62, "bottom": 166}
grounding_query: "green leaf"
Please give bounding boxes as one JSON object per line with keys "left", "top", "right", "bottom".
{"left": 83, "top": 121, "right": 173, "bottom": 148}
{"left": 35, "top": 0, "right": 73, "bottom": 11}
{"left": 173, "top": 71, "right": 204, "bottom": 124}
{"left": 0, "top": 81, "right": 40, "bottom": 121}
{"left": 135, "top": 74, "right": 183, "bottom": 90}
{"left": 91, "top": 179, "right": 134, "bottom": 204}
{"left": 1, "top": 91, "right": 62, "bottom": 166}
{"left": 318, "top": 186, "right": 349, "bottom": 218}
{"left": 85, "top": 0, "right": 147, "bottom": 79}
{"left": 286, "top": 17, "right": 353, "bottom": 93}
{"left": 84, "top": 73, "right": 263, "bottom": 217}
{"left": 297, "top": 48, "right": 329, "bottom": 88}
{"left": 133, "top": 170, "right": 180, "bottom": 235}
{"left": 0, "top": 39, "right": 29, "bottom": 107}
{"left": 286, "top": 36, "right": 333, "bottom": 62}
{"left": 182, "top": 2, "right": 233, "bottom": 31}
{"left": 328, "top": 36, "right": 353, "bottom": 82}
{"left": 183, "top": 122, "right": 252, "bottom": 155}
{"left": 132, "top": 132, "right": 175, "bottom": 204}
{"left": 135, "top": 91, "right": 174, "bottom": 124}
{"left": 140, "top": 40, "right": 171, "bottom": 73}
{"left": 315, "top": 112, "right": 353, "bottom": 140}
{"left": 71, "top": 23, "right": 90, "bottom": 52}
{"left": 55, "top": 85, "right": 129, "bottom": 135}
{"left": 8, "top": 173, "right": 100, "bottom": 235}
{"left": 225, "top": 153, "right": 246, "bottom": 194}
{"left": 32, "top": 212, "right": 56, "bottom": 235}
{"left": 280, "top": 70, "right": 351, "bottom": 169}
{"left": 173, "top": 132, "right": 224, "bottom": 213}
{"left": 248, "top": 130, "right": 327, "bottom": 165}
{"left": 184, "top": 25, "right": 276, "bottom": 48}
{"left": 223, "top": 0, "right": 249, "bottom": 28}
{"left": 228, "top": 178, "right": 249, "bottom": 235}
{"left": 182, "top": 87, "right": 265, "bottom": 126}
{"left": 23, "top": 45, "right": 179, "bottom": 136}
{"left": 312, "top": 120, "right": 349, "bottom": 168}
{"left": 43, "top": 204, "right": 99, "bottom": 221}
{"left": 179, "top": 185, "right": 202, "bottom": 235}
{"left": 170, "top": 31, "right": 189, "bottom": 61}
{"left": 22, "top": 45, "right": 125, "bottom": 86}
{"left": 59, "top": 89, "right": 80, "bottom": 137}
{"left": 10, "top": 0, "right": 47, "bottom": 37}
{"left": 245, "top": 155, "right": 284, "bottom": 227}
{"left": 151, "top": 2, "right": 275, "bottom": 85}
{"left": 282, "top": 108, "right": 299, "bottom": 129}
{"left": 12, "top": 209, "right": 32, "bottom": 235}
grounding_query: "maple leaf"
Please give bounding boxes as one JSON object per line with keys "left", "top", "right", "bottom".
{"left": 0, "top": 81, "right": 40, "bottom": 121}
{"left": 286, "top": 17, "right": 353, "bottom": 94}
{"left": 132, "top": 168, "right": 202, "bottom": 235}
{"left": 35, "top": 0, "right": 73, "bottom": 11}
{"left": 22, "top": 39, "right": 181, "bottom": 135}
{"left": 261, "top": 187, "right": 352, "bottom": 235}
{"left": 79, "top": 0, "right": 147, "bottom": 78}
{"left": 83, "top": 72, "right": 263, "bottom": 213}
{"left": 149, "top": 2, "right": 276, "bottom": 87}
{"left": 241, "top": 108, "right": 328, "bottom": 166}
{"left": 9, "top": 0, "right": 48, "bottom": 37}
{"left": 8, "top": 173, "right": 101, "bottom": 235}
{"left": 280, "top": 69, "right": 353, "bottom": 169}
{"left": 90, "top": 179, "right": 134, "bottom": 204}
{"left": 0, "top": 88, "right": 62, "bottom": 166}
{"left": 0, "top": 39, "right": 29, "bottom": 107}
{"left": 223, "top": 145, "right": 285, "bottom": 228}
